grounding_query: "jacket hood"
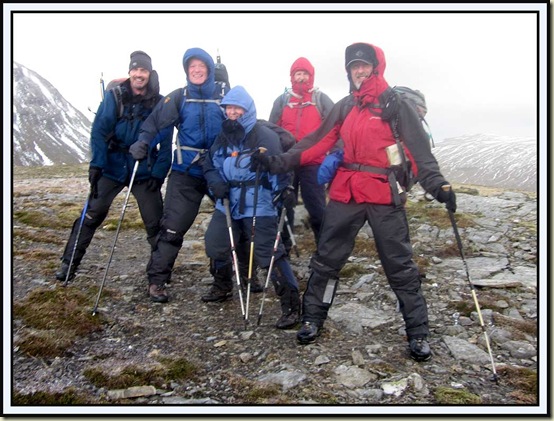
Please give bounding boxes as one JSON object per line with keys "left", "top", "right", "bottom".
{"left": 346, "top": 42, "right": 389, "bottom": 105}
{"left": 182, "top": 47, "right": 216, "bottom": 98}
{"left": 290, "top": 57, "right": 315, "bottom": 94}
{"left": 221, "top": 85, "right": 257, "bottom": 135}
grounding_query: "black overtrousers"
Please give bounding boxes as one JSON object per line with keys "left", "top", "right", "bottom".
{"left": 205, "top": 209, "right": 287, "bottom": 270}
{"left": 61, "top": 175, "right": 163, "bottom": 266}
{"left": 147, "top": 171, "right": 207, "bottom": 285}
{"left": 302, "top": 199, "right": 429, "bottom": 340}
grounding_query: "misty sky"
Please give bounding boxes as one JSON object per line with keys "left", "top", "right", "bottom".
{"left": 7, "top": 3, "right": 545, "bottom": 144}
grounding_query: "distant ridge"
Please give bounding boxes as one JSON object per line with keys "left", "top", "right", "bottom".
{"left": 12, "top": 62, "right": 92, "bottom": 166}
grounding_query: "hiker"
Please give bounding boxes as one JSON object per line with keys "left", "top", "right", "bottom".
{"left": 130, "top": 48, "right": 263, "bottom": 303}
{"left": 251, "top": 42, "right": 457, "bottom": 361}
{"left": 55, "top": 50, "right": 172, "bottom": 283}
{"left": 268, "top": 57, "right": 334, "bottom": 249}
{"left": 202, "top": 85, "right": 300, "bottom": 329}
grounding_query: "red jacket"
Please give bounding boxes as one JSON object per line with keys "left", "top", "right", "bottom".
{"left": 278, "top": 43, "right": 446, "bottom": 206}
{"left": 273, "top": 57, "right": 325, "bottom": 165}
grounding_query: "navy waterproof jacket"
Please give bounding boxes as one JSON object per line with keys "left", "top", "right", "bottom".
{"left": 138, "top": 48, "right": 227, "bottom": 179}
{"left": 89, "top": 79, "right": 173, "bottom": 184}
{"left": 203, "top": 86, "right": 290, "bottom": 220}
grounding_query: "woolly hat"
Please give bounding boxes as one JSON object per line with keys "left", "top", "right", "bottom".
{"left": 345, "top": 43, "right": 378, "bottom": 69}
{"left": 129, "top": 50, "right": 152, "bottom": 72}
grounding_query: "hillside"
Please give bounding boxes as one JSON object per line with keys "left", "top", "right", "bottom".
{"left": 8, "top": 164, "right": 541, "bottom": 416}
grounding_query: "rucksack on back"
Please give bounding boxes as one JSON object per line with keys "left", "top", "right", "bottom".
{"left": 256, "top": 119, "right": 295, "bottom": 152}
{"left": 274, "top": 89, "right": 324, "bottom": 123}
{"left": 391, "top": 86, "right": 435, "bottom": 148}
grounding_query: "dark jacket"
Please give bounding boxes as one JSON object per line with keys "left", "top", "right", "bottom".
{"left": 89, "top": 77, "right": 173, "bottom": 183}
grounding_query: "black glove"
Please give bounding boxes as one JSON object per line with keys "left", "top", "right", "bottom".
{"left": 88, "top": 166, "right": 102, "bottom": 198}
{"left": 273, "top": 186, "right": 297, "bottom": 210}
{"left": 129, "top": 140, "right": 149, "bottom": 161}
{"left": 147, "top": 177, "right": 164, "bottom": 192}
{"left": 210, "top": 182, "right": 230, "bottom": 200}
{"left": 436, "top": 184, "right": 457, "bottom": 213}
{"left": 250, "top": 149, "right": 272, "bottom": 173}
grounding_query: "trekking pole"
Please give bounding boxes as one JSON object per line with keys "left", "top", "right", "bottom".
{"left": 62, "top": 191, "right": 91, "bottom": 287}
{"left": 284, "top": 215, "right": 300, "bottom": 257}
{"left": 223, "top": 198, "right": 246, "bottom": 319}
{"left": 92, "top": 160, "right": 139, "bottom": 316}
{"left": 257, "top": 206, "right": 287, "bottom": 326}
{"left": 443, "top": 185, "right": 498, "bottom": 383}
{"left": 245, "top": 147, "right": 267, "bottom": 327}
{"left": 100, "top": 72, "right": 105, "bottom": 100}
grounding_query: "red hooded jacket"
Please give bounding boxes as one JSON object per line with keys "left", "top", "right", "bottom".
{"left": 274, "top": 57, "right": 325, "bottom": 165}
{"left": 274, "top": 43, "right": 446, "bottom": 206}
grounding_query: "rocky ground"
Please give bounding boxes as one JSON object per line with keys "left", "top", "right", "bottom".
{"left": 9, "top": 165, "right": 542, "bottom": 416}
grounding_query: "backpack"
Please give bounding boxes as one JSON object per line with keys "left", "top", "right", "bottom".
{"left": 256, "top": 119, "right": 295, "bottom": 152}
{"left": 389, "top": 86, "right": 435, "bottom": 148}
{"left": 377, "top": 85, "right": 436, "bottom": 193}
{"left": 273, "top": 89, "right": 324, "bottom": 122}
{"left": 105, "top": 71, "right": 160, "bottom": 120}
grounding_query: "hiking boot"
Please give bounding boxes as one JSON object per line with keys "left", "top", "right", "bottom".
{"left": 296, "top": 322, "right": 321, "bottom": 345}
{"left": 276, "top": 312, "right": 300, "bottom": 329}
{"left": 201, "top": 286, "right": 233, "bottom": 303}
{"left": 55, "top": 261, "right": 76, "bottom": 283}
{"left": 409, "top": 337, "right": 432, "bottom": 362}
{"left": 148, "top": 284, "right": 169, "bottom": 303}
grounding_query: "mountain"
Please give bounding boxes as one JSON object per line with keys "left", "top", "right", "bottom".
{"left": 11, "top": 63, "right": 537, "bottom": 192}
{"left": 12, "top": 62, "right": 92, "bottom": 166}
{"left": 431, "top": 134, "right": 537, "bottom": 192}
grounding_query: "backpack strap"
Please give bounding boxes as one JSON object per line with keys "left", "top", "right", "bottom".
{"left": 110, "top": 86, "right": 125, "bottom": 119}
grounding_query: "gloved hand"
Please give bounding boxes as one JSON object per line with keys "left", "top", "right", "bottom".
{"left": 129, "top": 140, "right": 149, "bottom": 161}
{"left": 147, "top": 177, "right": 164, "bottom": 192}
{"left": 273, "top": 186, "right": 297, "bottom": 210}
{"left": 210, "top": 182, "right": 230, "bottom": 200}
{"left": 436, "top": 184, "right": 457, "bottom": 213}
{"left": 88, "top": 166, "right": 103, "bottom": 198}
{"left": 250, "top": 149, "right": 272, "bottom": 173}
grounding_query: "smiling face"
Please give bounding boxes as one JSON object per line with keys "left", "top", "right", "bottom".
{"left": 128, "top": 67, "right": 150, "bottom": 95}
{"left": 349, "top": 61, "right": 374, "bottom": 89}
{"left": 225, "top": 105, "right": 245, "bottom": 121}
{"left": 187, "top": 58, "right": 208, "bottom": 85}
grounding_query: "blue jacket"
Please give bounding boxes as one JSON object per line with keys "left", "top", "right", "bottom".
{"left": 90, "top": 78, "right": 173, "bottom": 183}
{"left": 138, "top": 48, "right": 227, "bottom": 178}
{"left": 204, "top": 86, "right": 290, "bottom": 219}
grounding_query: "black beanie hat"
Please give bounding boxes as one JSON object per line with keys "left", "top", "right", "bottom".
{"left": 345, "top": 43, "right": 378, "bottom": 69}
{"left": 129, "top": 50, "right": 152, "bottom": 72}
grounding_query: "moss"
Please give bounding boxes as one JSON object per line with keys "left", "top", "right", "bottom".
{"left": 497, "top": 366, "right": 537, "bottom": 404}
{"left": 13, "top": 287, "right": 104, "bottom": 358}
{"left": 12, "top": 388, "right": 92, "bottom": 405}
{"left": 84, "top": 358, "right": 198, "bottom": 390}
{"left": 434, "top": 386, "right": 482, "bottom": 404}
{"left": 158, "top": 357, "right": 198, "bottom": 381}
{"left": 339, "top": 263, "right": 367, "bottom": 278}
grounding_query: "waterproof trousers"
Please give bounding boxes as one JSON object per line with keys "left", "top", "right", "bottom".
{"left": 60, "top": 175, "right": 163, "bottom": 268}
{"left": 147, "top": 171, "right": 207, "bottom": 286}
{"left": 302, "top": 199, "right": 429, "bottom": 340}
{"left": 205, "top": 209, "right": 299, "bottom": 291}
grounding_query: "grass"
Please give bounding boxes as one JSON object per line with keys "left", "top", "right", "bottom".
{"left": 83, "top": 357, "right": 198, "bottom": 390}
{"left": 12, "top": 388, "right": 95, "bottom": 405}
{"left": 13, "top": 286, "right": 105, "bottom": 358}
{"left": 434, "top": 386, "right": 483, "bottom": 404}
